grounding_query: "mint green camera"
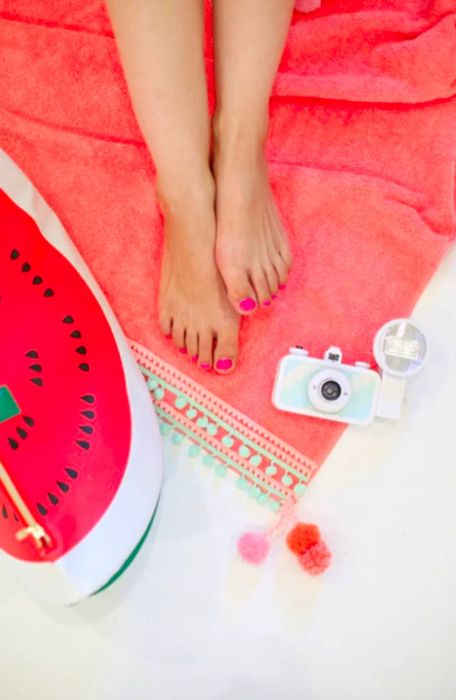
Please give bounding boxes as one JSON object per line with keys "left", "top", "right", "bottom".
{"left": 272, "top": 346, "right": 382, "bottom": 426}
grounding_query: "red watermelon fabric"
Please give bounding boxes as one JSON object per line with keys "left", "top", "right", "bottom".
{"left": 0, "top": 0, "right": 455, "bottom": 467}
{"left": 0, "top": 188, "right": 132, "bottom": 562}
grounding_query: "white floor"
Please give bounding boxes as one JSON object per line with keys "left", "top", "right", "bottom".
{"left": 1, "top": 247, "right": 456, "bottom": 700}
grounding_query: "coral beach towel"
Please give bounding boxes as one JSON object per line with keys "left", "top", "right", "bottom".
{"left": 1, "top": 0, "right": 455, "bottom": 510}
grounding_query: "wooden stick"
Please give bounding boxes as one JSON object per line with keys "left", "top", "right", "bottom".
{"left": 0, "top": 460, "right": 51, "bottom": 549}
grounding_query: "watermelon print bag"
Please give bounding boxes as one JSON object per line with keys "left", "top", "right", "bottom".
{"left": 0, "top": 150, "right": 163, "bottom": 605}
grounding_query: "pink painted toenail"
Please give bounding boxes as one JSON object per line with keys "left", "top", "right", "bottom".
{"left": 216, "top": 358, "right": 233, "bottom": 371}
{"left": 165, "top": 334, "right": 172, "bottom": 339}
{"left": 262, "top": 300, "right": 271, "bottom": 307}
{"left": 200, "top": 362, "right": 211, "bottom": 370}
{"left": 271, "top": 294, "right": 277, "bottom": 299}
{"left": 179, "top": 347, "right": 187, "bottom": 354}
{"left": 239, "top": 297, "right": 257, "bottom": 312}
{"left": 278, "top": 284, "right": 287, "bottom": 290}
{"left": 191, "top": 355, "right": 198, "bottom": 362}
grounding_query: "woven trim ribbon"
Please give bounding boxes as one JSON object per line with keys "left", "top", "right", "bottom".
{"left": 130, "top": 340, "right": 319, "bottom": 512}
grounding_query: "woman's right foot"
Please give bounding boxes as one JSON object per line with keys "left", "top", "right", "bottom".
{"left": 156, "top": 172, "right": 240, "bottom": 374}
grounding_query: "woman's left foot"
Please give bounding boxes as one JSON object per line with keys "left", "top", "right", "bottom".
{"left": 212, "top": 120, "right": 292, "bottom": 315}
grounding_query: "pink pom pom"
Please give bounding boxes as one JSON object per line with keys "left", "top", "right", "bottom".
{"left": 298, "top": 540, "right": 331, "bottom": 575}
{"left": 237, "top": 532, "right": 270, "bottom": 565}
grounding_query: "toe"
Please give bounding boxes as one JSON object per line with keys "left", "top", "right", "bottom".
{"left": 160, "top": 312, "right": 172, "bottom": 338}
{"left": 214, "top": 323, "right": 238, "bottom": 374}
{"left": 251, "top": 267, "right": 272, "bottom": 308}
{"left": 186, "top": 329, "right": 199, "bottom": 362}
{"left": 172, "top": 323, "right": 187, "bottom": 354}
{"left": 265, "top": 265, "right": 280, "bottom": 299}
{"left": 198, "top": 329, "right": 214, "bottom": 370}
{"left": 280, "top": 244, "right": 293, "bottom": 273}
{"left": 274, "top": 252, "right": 290, "bottom": 288}
{"left": 222, "top": 271, "right": 258, "bottom": 316}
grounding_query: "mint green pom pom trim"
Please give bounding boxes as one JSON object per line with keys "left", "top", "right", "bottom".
{"left": 203, "top": 454, "right": 215, "bottom": 467}
{"left": 188, "top": 444, "right": 201, "bottom": 458}
{"left": 294, "top": 483, "right": 306, "bottom": 497}
{"left": 172, "top": 432, "right": 184, "bottom": 445}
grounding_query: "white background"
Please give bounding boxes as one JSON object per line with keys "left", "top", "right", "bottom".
{"left": 1, "top": 247, "right": 455, "bottom": 700}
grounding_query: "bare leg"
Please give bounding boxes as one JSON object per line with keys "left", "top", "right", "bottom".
{"left": 212, "top": 0, "right": 294, "bottom": 315}
{"left": 106, "top": 0, "right": 239, "bottom": 373}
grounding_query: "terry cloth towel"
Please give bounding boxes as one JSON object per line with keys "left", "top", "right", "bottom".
{"left": 1, "top": 0, "right": 455, "bottom": 510}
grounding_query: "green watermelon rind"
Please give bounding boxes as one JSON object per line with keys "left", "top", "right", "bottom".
{"left": 93, "top": 496, "right": 160, "bottom": 597}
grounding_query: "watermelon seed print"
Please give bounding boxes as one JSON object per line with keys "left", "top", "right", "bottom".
{"left": 1, "top": 503, "right": 19, "bottom": 522}
{"left": 24, "top": 350, "right": 44, "bottom": 389}
{"left": 76, "top": 440, "right": 90, "bottom": 450}
{"left": 2, "top": 190, "right": 132, "bottom": 562}
{"left": 37, "top": 503, "right": 47, "bottom": 516}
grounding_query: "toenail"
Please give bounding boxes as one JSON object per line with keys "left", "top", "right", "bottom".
{"left": 239, "top": 297, "right": 257, "bottom": 312}
{"left": 278, "top": 284, "right": 287, "bottom": 290}
{"left": 200, "top": 362, "right": 211, "bottom": 370}
{"left": 216, "top": 358, "right": 233, "bottom": 371}
{"left": 179, "top": 347, "right": 187, "bottom": 354}
{"left": 271, "top": 294, "right": 277, "bottom": 299}
{"left": 191, "top": 355, "right": 198, "bottom": 362}
{"left": 262, "top": 300, "right": 271, "bottom": 307}
{"left": 165, "top": 334, "right": 172, "bottom": 339}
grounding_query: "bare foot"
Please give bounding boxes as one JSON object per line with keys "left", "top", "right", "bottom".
{"left": 156, "top": 171, "right": 239, "bottom": 374}
{"left": 212, "top": 121, "right": 292, "bottom": 316}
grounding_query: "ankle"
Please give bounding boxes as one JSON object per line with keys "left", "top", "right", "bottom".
{"left": 155, "top": 167, "right": 215, "bottom": 216}
{"left": 212, "top": 109, "right": 269, "bottom": 165}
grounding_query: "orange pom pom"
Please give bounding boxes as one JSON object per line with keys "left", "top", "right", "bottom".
{"left": 286, "top": 523, "right": 320, "bottom": 555}
{"left": 298, "top": 541, "right": 331, "bottom": 575}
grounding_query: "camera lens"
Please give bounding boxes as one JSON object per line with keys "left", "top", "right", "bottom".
{"left": 320, "top": 380, "right": 342, "bottom": 402}
{"left": 308, "top": 369, "right": 352, "bottom": 415}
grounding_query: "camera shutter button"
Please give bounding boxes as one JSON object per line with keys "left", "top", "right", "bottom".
{"left": 291, "top": 347, "right": 309, "bottom": 356}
